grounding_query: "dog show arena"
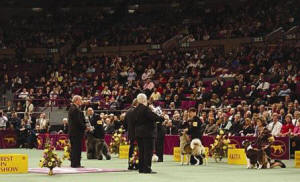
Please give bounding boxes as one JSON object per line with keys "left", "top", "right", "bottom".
{"left": 1, "top": 149, "right": 300, "bottom": 182}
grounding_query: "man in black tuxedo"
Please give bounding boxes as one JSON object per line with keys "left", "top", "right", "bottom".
{"left": 186, "top": 107, "right": 203, "bottom": 165}
{"left": 124, "top": 99, "right": 138, "bottom": 170}
{"left": 68, "top": 95, "right": 87, "bottom": 168}
{"left": 187, "top": 107, "right": 202, "bottom": 140}
{"left": 134, "top": 93, "right": 164, "bottom": 174}
{"left": 86, "top": 107, "right": 111, "bottom": 160}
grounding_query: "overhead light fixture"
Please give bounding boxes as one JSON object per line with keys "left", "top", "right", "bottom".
{"left": 32, "top": 8, "right": 43, "bottom": 12}
{"left": 128, "top": 9, "right": 135, "bottom": 14}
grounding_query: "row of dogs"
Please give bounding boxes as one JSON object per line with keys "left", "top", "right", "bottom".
{"left": 179, "top": 132, "right": 285, "bottom": 169}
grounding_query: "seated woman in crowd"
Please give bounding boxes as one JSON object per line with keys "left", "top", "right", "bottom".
{"left": 280, "top": 114, "right": 294, "bottom": 137}
{"left": 240, "top": 118, "right": 255, "bottom": 136}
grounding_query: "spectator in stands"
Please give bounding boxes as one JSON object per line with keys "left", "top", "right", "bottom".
{"left": 59, "top": 118, "right": 69, "bottom": 134}
{"left": 228, "top": 114, "right": 243, "bottom": 136}
{"left": 0, "top": 110, "right": 8, "bottom": 130}
{"left": 267, "top": 113, "right": 283, "bottom": 137}
{"left": 218, "top": 113, "right": 230, "bottom": 131}
{"left": 18, "top": 88, "right": 29, "bottom": 99}
{"left": 203, "top": 117, "right": 218, "bottom": 136}
{"left": 127, "top": 68, "right": 137, "bottom": 81}
{"left": 143, "top": 79, "right": 155, "bottom": 96}
{"left": 150, "top": 88, "right": 161, "bottom": 101}
{"left": 104, "top": 118, "right": 115, "bottom": 134}
{"left": 210, "top": 93, "right": 221, "bottom": 107}
{"left": 278, "top": 84, "right": 291, "bottom": 97}
{"left": 293, "top": 111, "right": 300, "bottom": 126}
{"left": 280, "top": 114, "right": 294, "bottom": 137}
{"left": 25, "top": 98, "right": 34, "bottom": 114}
{"left": 8, "top": 111, "right": 21, "bottom": 130}
{"left": 256, "top": 76, "right": 270, "bottom": 91}
{"left": 240, "top": 118, "right": 255, "bottom": 136}
{"left": 292, "top": 120, "right": 300, "bottom": 137}
{"left": 36, "top": 113, "right": 49, "bottom": 133}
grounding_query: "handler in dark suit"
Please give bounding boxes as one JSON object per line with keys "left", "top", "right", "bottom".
{"left": 68, "top": 95, "right": 87, "bottom": 168}
{"left": 155, "top": 120, "right": 166, "bottom": 162}
{"left": 187, "top": 107, "right": 202, "bottom": 140}
{"left": 124, "top": 99, "right": 138, "bottom": 170}
{"left": 86, "top": 107, "right": 111, "bottom": 160}
{"left": 186, "top": 107, "right": 203, "bottom": 165}
{"left": 134, "top": 93, "right": 164, "bottom": 174}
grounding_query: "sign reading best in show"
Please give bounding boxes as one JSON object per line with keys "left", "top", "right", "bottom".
{"left": 0, "top": 154, "right": 28, "bottom": 174}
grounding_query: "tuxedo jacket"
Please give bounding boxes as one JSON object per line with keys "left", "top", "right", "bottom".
{"left": 68, "top": 104, "right": 86, "bottom": 137}
{"left": 134, "top": 104, "right": 164, "bottom": 138}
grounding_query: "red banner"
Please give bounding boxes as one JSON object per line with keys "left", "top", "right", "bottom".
{"left": 0, "top": 131, "right": 18, "bottom": 148}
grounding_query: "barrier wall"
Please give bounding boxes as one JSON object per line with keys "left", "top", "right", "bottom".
{"left": 0, "top": 131, "right": 290, "bottom": 160}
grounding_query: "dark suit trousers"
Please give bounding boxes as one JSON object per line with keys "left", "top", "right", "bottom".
{"left": 155, "top": 136, "right": 164, "bottom": 161}
{"left": 128, "top": 139, "right": 135, "bottom": 164}
{"left": 137, "top": 137, "right": 154, "bottom": 173}
{"left": 70, "top": 135, "right": 82, "bottom": 167}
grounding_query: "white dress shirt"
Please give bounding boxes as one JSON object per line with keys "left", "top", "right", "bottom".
{"left": 267, "top": 121, "right": 282, "bottom": 136}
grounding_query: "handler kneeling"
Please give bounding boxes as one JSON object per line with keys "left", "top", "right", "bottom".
{"left": 86, "top": 107, "right": 111, "bottom": 160}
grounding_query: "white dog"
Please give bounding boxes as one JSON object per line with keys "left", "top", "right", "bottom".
{"left": 190, "top": 139, "right": 207, "bottom": 165}
{"left": 180, "top": 131, "right": 207, "bottom": 165}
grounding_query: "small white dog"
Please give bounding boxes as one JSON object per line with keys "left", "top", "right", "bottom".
{"left": 190, "top": 138, "right": 207, "bottom": 165}
{"left": 152, "top": 154, "right": 159, "bottom": 162}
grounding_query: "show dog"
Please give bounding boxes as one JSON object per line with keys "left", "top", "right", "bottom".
{"left": 180, "top": 130, "right": 207, "bottom": 165}
{"left": 242, "top": 140, "right": 269, "bottom": 169}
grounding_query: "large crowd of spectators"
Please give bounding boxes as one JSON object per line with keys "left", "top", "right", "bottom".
{"left": 0, "top": 0, "right": 299, "bottom": 49}
{"left": 0, "top": 43, "right": 299, "bottom": 150}
{"left": 1, "top": 44, "right": 299, "bottom": 111}
{"left": 0, "top": 0, "right": 300, "bottom": 153}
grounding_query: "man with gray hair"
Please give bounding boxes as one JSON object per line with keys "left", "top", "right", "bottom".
{"left": 134, "top": 93, "right": 164, "bottom": 174}
{"left": 68, "top": 95, "right": 87, "bottom": 168}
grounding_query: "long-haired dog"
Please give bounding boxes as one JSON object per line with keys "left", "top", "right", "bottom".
{"left": 180, "top": 130, "right": 207, "bottom": 165}
{"left": 190, "top": 138, "right": 207, "bottom": 165}
{"left": 242, "top": 140, "right": 269, "bottom": 169}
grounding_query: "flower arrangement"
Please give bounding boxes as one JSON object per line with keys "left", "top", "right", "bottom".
{"left": 209, "top": 130, "right": 230, "bottom": 162}
{"left": 129, "top": 145, "right": 139, "bottom": 169}
{"left": 62, "top": 141, "right": 71, "bottom": 161}
{"left": 39, "top": 138, "right": 62, "bottom": 175}
{"left": 110, "top": 128, "right": 128, "bottom": 155}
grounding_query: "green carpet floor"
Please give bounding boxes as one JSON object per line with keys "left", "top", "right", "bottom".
{"left": 0, "top": 149, "right": 299, "bottom": 182}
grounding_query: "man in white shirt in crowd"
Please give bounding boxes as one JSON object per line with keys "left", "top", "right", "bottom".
{"left": 292, "top": 111, "right": 300, "bottom": 126}
{"left": 18, "top": 88, "right": 29, "bottom": 99}
{"left": 0, "top": 110, "right": 8, "bottom": 130}
{"left": 267, "top": 113, "right": 282, "bottom": 136}
{"left": 256, "top": 78, "right": 270, "bottom": 91}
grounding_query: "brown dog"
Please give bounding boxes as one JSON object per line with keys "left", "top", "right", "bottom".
{"left": 180, "top": 130, "right": 191, "bottom": 165}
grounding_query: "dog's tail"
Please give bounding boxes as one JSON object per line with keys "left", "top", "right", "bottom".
{"left": 190, "top": 139, "right": 202, "bottom": 149}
